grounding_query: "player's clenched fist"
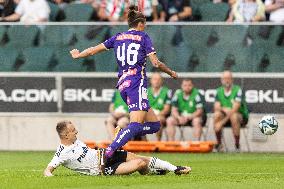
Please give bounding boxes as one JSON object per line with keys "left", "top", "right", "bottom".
{"left": 70, "top": 49, "right": 80, "bottom": 59}
{"left": 170, "top": 71, "right": 178, "bottom": 79}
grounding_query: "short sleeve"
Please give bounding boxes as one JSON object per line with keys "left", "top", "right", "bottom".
{"left": 38, "top": 0, "right": 50, "bottom": 20}
{"left": 195, "top": 93, "right": 203, "bottom": 109}
{"left": 144, "top": 34, "right": 156, "bottom": 56}
{"left": 264, "top": 0, "right": 273, "bottom": 6}
{"left": 111, "top": 91, "right": 116, "bottom": 103}
{"left": 215, "top": 90, "right": 220, "bottom": 102}
{"left": 15, "top": 1, "right": 24, "bottom": 15}
{"left": 165, "top": 89, "right": 172, "bottom": 104}
{"left": 235, "top": 88, "right": 242, "bottom": 102}
{"left": 103, "top": 35, "right": 117, "bottom": 50}
{"left": 171, "top": 91, "right": 179, "bottom": 107}
{"left": 48, "top": 154, "right": 65, "bottom": 169}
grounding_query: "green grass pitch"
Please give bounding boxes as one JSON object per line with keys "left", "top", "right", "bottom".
{"left": 1, "top": 152, "right": 284, "bottom": 189}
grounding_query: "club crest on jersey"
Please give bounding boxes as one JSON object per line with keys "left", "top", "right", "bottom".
{"left": 77, "top": 147, "right": 88, "bottom": 163}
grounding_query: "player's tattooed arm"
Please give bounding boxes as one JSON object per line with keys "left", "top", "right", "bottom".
{"left": 149, "top": 53, "right": 178, "bottom": 79}
{"left": 70, "top": 44, "right": 107, "bottom": 59}
{"left": 43, "top": 166, "right": 55, "bottom": 177}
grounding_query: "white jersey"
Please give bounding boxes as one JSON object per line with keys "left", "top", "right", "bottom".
{"left": 48, "top": 140, "right": 101, "bottom": 176}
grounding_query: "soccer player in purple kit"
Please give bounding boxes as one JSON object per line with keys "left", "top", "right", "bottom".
{"left": 70, "top": 6, "right": 178, "bottom": 159}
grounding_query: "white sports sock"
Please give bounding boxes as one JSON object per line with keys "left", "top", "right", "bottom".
{"left": 148, "top": 157, "right": 177, "bottom": 172}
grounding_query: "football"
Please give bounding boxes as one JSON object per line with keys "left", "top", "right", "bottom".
{"left": 258, "top": 115, "right": 279, "bottom": 135}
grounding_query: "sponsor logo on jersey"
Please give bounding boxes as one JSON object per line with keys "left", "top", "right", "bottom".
{"left": 77, "top": 147, "right": 89, "bottom": 163}
{"left": 118, "top": 80, "right": 131, "bottom": 91}
{"left": 55, "top": 145, "right": 64, "bottom": 157}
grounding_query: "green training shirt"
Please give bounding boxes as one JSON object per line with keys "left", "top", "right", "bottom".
{"left": 112, "top": 90, "right": 129, "bottom": 113}
{"left": 215, "top": 85, "right": 249, "bottom": 120}
{"left": 171, "top": 88, "right": 205, "bottom": 116}
{"left": 148, "top": 86, "right": 171, "bottom": 113}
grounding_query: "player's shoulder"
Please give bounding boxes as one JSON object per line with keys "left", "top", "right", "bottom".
{"left": 162, "top": 86, "right": 169, "bottom": 91}
{"left": 174, "top": 89, "right": 183, "bottom": 96}
{"left": 54, "top": 144, "right": 66, "bottom": 158}
{"left": 233, "top": 84, "right": 242, "bottom": 90}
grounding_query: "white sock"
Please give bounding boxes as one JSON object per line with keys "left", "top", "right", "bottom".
{"left": 148, "top": 157, "right": 177, "bottom": 172}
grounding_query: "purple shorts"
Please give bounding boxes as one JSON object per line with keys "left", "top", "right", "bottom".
{"left": 118, "top": 77, "right": 150, "bottom": 112}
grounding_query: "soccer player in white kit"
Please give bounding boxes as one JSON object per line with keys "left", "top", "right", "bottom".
{"left": 44, "top": 120, "right": 191, "bottom": 176}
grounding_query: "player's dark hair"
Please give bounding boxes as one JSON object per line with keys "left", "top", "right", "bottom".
{"left": 128, "top": 5, "right": 146, "bottom": 28}
{"left": 56, "top": 120, "right": 71, "bottom": 138}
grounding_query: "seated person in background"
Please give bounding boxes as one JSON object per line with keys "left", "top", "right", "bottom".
{"left": 97, "top": 0, "right": 129, "bottom": 21}
{"left": 148, "top": 73, "right": 172, "bottom": 141}
{"left": 129, "top": 0, "right": 159, "bottom": 21}
{"left": 0, "top": 0, "right": 16, "bottom": 18}
{"left": 166, "top": 79, "right": 206, "bottom": 141}
{"left": 265, "top": 0, "right": 284, "bottom": 22}
{"left": 44, "top": 120, "right": 191, "bottom": 176}
{"left": 227, "top": 0, "right": 265, "bottom": 22}
{"left": 105, "top": 90, "right": 129, "bottom": 140}
{"left": 159, "top": 0, "right": 192, "bottom": 21}
{"left": 0, "top": 0, "right": 50, "bottom": 22}
{"left": 214, "top": 70, "right": 249, "bottom": 152}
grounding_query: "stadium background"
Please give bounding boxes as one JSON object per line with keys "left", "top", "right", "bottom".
{"left": 0, "top": 0, "right": 283, "bottom": 153}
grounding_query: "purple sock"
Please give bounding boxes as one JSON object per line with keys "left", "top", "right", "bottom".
{"left": 141, "top": 121, "right": 160, "bottom": 135}
{"left": 108, "top": 122, "right": 143, "bottom": 151}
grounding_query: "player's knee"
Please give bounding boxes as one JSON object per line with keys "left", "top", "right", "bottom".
{"left": 117, "top": 117, "right": 129, "bottom": 128}
{"left": 166, "top": 117, "right": 176, "bottom": 127}
{"left": 214, "top": 111, "right": 223, "bottom": 120}
{"left": 136, "top": 159, "right": 147, "bottom": 169}
{"left": 192, "top": 117, "right": 202, "bottom": 127}
{"left": 230, "top": 112, "right": 238, "bottom": 119}
{"left": 157, "top": 115, "right": 166, "bottom": 123}
{"left": 106, "top": 116, "right": 116, "bottom": 126}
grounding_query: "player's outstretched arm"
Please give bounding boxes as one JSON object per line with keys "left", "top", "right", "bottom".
{"left": 70, "top": 43, "right": 107, "bottom": 59}
{"left": 149, "top": 53, "right": 178, "bottom": 79}
{"left": 43, "top": 166, "right": 55, "bottom": 177}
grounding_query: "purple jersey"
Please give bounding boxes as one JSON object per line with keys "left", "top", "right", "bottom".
{"left": 102, "top": 29, "right": 155, "bottom": 112}
{"left": 103, "top": 29, "right": 156, "bottom": 86}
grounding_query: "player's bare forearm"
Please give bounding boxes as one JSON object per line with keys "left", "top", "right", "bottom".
{"left": 214, "top": 102, "right": 222, "bottom": 112}
{"left": 149, "top": 54, "right": 178, "bottom": 79}
{"left": 160, "top": 104, "right": 171, "bottom": 116}
{"left": 171, "top": 107, "right": 180, "bottom": 119}
{"left": 43, "top": 166, "right": 55, "bottom": 177}
{"left": 70, "top": 44, "right": 107, "bottom": 59}
{"left": 157, "top": 62, "right": 177, "bottom": 79}
{"left": 192, "top": 108, "right": 203, "bottom": 118}
{"left": 231, "top": 101, "right": 241, "bottom": 114}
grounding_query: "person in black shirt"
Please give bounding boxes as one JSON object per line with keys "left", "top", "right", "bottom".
{"left": 159, "top": 0, "right": 192, "bottom": 21}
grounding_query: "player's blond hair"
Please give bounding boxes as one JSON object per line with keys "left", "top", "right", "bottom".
{"left": 56, "top": 120, "right": 72, "bottom": 138}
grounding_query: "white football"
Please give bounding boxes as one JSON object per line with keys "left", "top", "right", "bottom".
{"left": 258, "top": 115, "right": 279, "bottom": 135}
